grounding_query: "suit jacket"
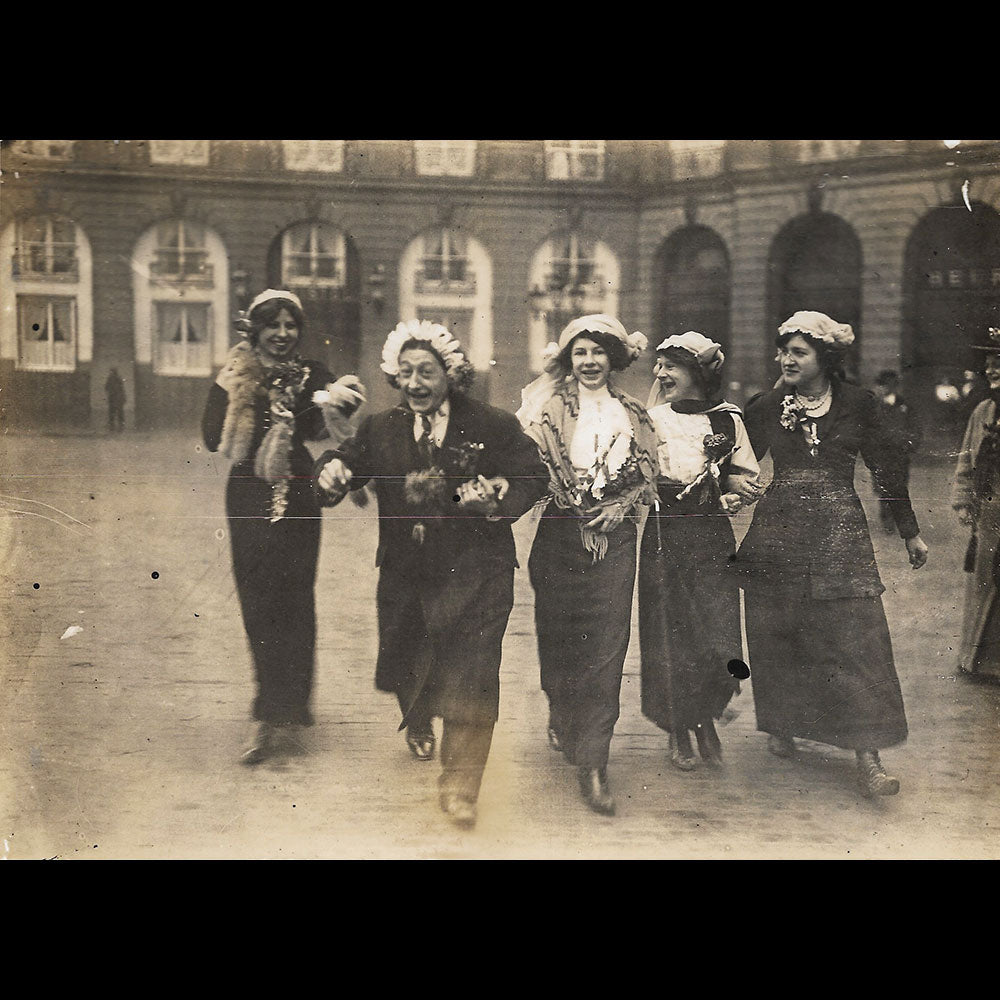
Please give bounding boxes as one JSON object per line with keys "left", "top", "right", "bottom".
{"left": 315, "top": 391, "right": 548, "bottom": 578}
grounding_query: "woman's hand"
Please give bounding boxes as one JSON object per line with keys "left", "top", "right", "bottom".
{"left": 956, "top": 505, "right": 976, "bottom": 528}
{"left": 906, "top": 534, "right": 929, "bottom": 570}
{"left": 318, "top": 458, "right": 352, "bottom": 493}
{"left": 720, "top": 492, "right": 743, "bottom": 516}
{"left": 455, "top": 476, "right": 501, "bottom": 516}
{"left": 586, "top": 502, "right": 626, "bottom": 533}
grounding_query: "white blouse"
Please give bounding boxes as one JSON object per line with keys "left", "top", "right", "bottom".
{"left": 569, "top": 385, "right": 632, "bottom": 471}
{"left": 648, "top": 402, "right": 760, "bottom": 488}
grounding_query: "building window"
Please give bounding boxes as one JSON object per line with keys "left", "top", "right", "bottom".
{"left": 528, "top": 233, "right": 620, "bottom": 369}
{"left": 282, "top": 140, "right": 345, "bottom": 172}
{"left": 416, "top": 229, "right": 475, "bottom": 292}
{"left": 669, "top": 140, "right": 727, "bottom": 179}
{"left": 416, "top": 307, "right": 474, "bottom": 348}
{"left": 281, "top": 222, "right": 346, "bottom": 288}
{"left": 12, "top": 216, "right": 78, "bottom": 281}
{"left": 544, "top": 140, "right": 605, "bottom": 181}
{"left": 150, "top": 221, "right": 212, "bottom": 285}
{"left": 148, "top": 140, "right": 210, "bottom": 166}
{"left": 8, "top": 140, "right": 76, "bottom": 159}
{"left": 414, "top": 141, "right": 477, "bottom": 177}
{"left": 17, "top": 295, "right": 76, "bottom": 371}
{"left": 798, "top": 139, "right": 861, "bottom": 163}
{"left": 154, "top": 302, "right": 211, "bottom": 375}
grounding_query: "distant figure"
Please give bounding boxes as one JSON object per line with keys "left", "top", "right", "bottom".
{"left": 871, "top": 370, "right": 922, "bottom": 533}
{"left": 105, "top": 368, "right": 126, "bottom": 432}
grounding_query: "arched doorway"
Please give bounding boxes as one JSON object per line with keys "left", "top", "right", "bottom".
{"left": 652, "top": 225, "right": 731, "bottom": 353}
{"left": 767, "top": 212, "right": 862, "bottom": 377}
{"left": 267, "top": 221, "right": 362, "bottom": 373}
{"left": 903, "top": 202, "right": 1000, "bottom": 443}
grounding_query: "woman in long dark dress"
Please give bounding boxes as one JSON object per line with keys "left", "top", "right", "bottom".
{"left": 517, "top": 315, "right": 657, "bottom": 816}
{"left": 202, "top": 289, "right": 365, "bottom": 764}
{"left": 638, "top": 332, "right": 760, "bottom": 771}
{"left": 735, "top": 311, "right": 929, "bottom": 796}
{"left": 952, "top": 327, "right": 1000, "bottom": 680}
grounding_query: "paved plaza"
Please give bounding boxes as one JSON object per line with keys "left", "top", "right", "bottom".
{"left": 1, "top": 428, "right": 998, "bottom": 859}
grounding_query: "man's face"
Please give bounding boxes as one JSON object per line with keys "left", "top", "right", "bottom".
{"left": 397, "top": 347, "right": 449, "bottom": 414}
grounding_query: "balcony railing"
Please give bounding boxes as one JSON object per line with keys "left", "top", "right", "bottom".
{"left": 149, "top": 254, "right": 214, "bottom": 286}
{"left": 415, "top": 265, "right": 477, "bottom": 295}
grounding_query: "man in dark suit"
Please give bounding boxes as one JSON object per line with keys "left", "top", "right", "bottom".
{"left": 316, "top": 320, "right": 548, "bottom": 828}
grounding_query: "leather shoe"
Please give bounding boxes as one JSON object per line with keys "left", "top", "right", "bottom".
{"left": 578, "top": 767, "right": 616, "bottom": 816}
{"left": 240, "top": 721, "right": 275, "bottom": 766}
{"left": 767, "top": 734, "right": 796, "bottom": 758}
{"left": 669, "top": 733, "right": 697, "bottom": 771}
{"left": 857, "top": 750, "right": 900, "bottom": 797}
{"left": 439, "top": 792, "right": 477, "bottom": 829}
{"left": 406, "top": 728, "right": 436, "bottom": 761}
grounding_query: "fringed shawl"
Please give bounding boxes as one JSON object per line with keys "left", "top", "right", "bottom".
{"left": 526, "top": 377, "right": 658, "bottom": 560}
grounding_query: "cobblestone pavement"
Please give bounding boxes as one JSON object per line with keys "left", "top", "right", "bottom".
{"left": 2, "top": 428, "right": 998, "bottom": 859}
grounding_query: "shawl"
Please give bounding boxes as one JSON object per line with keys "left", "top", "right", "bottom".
{"left": 526, "top": 377, "right": 658, "bottom": 561}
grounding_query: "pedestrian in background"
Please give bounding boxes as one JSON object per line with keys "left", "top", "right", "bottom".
{"left": 517, "top": 315, "right": 656, "bottom": 817}
{"left": 638, "top": 332, "right": 759, "bottom": 772}
{"left": 316, "top": 320, "right": 547, "bottom": 829}
{"left": 202, "top": 288, "right": 365, "bottom": 765}
{"left": 871, "top": 369, "right": 922, "bottom": 533}
{"left": 952, "top": 326, "right": 1000, "bottom": 681}
{"left": 735, "top": 311, "right": 929, "bottom": 798}
{"left": 105, "top": 367, "right": 126, "bottom": 432}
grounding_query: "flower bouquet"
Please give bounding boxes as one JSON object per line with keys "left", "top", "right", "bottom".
{"left": 779, "top": 394, "right": 821, "bottom": 457}
{"left": 675, "top": 432, "right": 736, "bottom": 506}
{"left": 403, "top": 440, "right": 487, "bottom": 544}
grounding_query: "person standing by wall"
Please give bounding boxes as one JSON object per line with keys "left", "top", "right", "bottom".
{"left": 105, "top": 367, "right": 126, "bottom": 432}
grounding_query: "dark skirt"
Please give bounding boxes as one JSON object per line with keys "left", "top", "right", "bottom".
{"left": 227, "top": 458, "right": 321, "bottom": 725}
{"left": 527, "top": 502, "right": 637, "bottom": 770}
{"left": 638, "top": 488, "right": 742, "bottom": 733}
{"left": 744, "top": 580, "right": 908, "bottom": 750}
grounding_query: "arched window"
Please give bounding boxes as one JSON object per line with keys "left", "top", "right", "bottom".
{"left": 527, "top": 233, "right": 620, "bottom": 370}
{"left": 903, "top": 202, "right": 1000, "bottom": 432}
{"left": 652, "top": 225, "right": 731, "bottom": 353}
{"left": 399, "top": 227, "right": 493, "bottom": 377}
{"left": 267, "top": 221, "right": 361, "bottom": 371}
{"left": 1, "top": 214, "right": 93, "bottom": 372}
{"left": 131, "top": 219, "right": 229, "bottom": 377}
{"left": 767, "top": 212, "right": 862, "bottom": 374}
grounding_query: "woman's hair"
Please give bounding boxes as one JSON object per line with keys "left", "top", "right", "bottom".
{"left": 558, "top": 330, "right": 631, "bottom": 373}
{"left": 775, "top": 329, "right": 848, "bottom": 380}
{"left": 247, "top": 295, "right": 306, "bottom": 344}
{"left": 385, "top": 337, "right": 475, "bottom": 393}
{"left": 657, "top": 346, "right": 723, "bottom": 400}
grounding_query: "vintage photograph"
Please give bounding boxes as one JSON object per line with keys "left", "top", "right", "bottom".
{"left": 1, "top": 138, "right": 998, "bottom": 859}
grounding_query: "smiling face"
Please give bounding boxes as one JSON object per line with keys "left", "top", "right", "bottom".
{"left": 985, "top": 353, "right": 1000, "bottom": 390}
{"left": 570, "top": 336, "right": 611, "bottom": 391}
{"left": 777, "top": 334, "right": 823, "bottom": 389}
{"left": 256, "top": 307, "right": 300, "bottom": 362}
{"left": 397, "top": 347, "right": 449, "bottom": 413}
{"left": 653, "top": 353, "right": 704, "bottom": 403}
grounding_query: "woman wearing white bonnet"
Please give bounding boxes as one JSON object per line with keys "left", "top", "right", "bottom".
{"left": 518, "top": 313, "right": 658, "bottom": 816}
{"left": 202, "top": 288, "right": 366, "bottom": 765}
{"left": 734, "top": 309, "right": 929, "bottom": 797}
{"left": 638, "top": 330, "right": 760, "bottom": 772}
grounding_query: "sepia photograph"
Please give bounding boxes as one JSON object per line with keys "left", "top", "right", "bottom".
{"left": 1, "top": 137, "right": 998, "bottom": 859}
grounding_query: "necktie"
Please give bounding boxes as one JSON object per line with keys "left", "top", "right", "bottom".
{"left": 417, "top": 413, "right": 434, "bottom": 467}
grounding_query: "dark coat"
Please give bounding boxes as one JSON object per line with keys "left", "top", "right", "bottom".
{"left": 314, "top": 392, "right": 549, "bottom": 724}
{"left": 735, "top": 379, "right": 919, "bottom": 599}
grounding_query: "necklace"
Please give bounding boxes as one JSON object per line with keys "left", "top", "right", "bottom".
{"left": 795, "top": 382, "right": 831, "bottom": 413}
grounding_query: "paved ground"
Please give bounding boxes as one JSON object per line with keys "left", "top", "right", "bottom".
{"left": 2, "top": 427, "right": 998, "bottom": 859}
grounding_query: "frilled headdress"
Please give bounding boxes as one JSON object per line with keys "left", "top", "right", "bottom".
{"left": 380, "top": 318, "right": 475, "bottom": 392}
{"left": 778, "top": 310, "right": 855, "bottom": 348}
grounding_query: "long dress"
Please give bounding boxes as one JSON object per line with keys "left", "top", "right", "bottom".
{"left": 734, "top": 379, "right": 919, "bottom": 751}
{"left": 953, "top": 393, "right": 1000, "bottom": 678}
{"left": 526, "top": 380, "right": 658, "bottom": 771}
{"left": 202, "top": 357, "right": 332, "bottom": 726}
{"left": 638, "top": 400, "right": 760, "bottom": 733}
